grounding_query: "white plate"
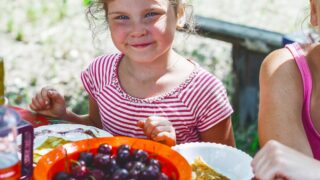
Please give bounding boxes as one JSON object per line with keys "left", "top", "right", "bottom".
{"left": 172, "top": 142, "right": 254, "bottom": 180}
{"left": 17, "top": 124, "right": 112, "bottom": 149}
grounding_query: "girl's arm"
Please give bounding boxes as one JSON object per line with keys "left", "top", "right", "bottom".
{"left": 200, "top": 116, "right": 235, "bottom": 147}
{"left": 62, "top": 95, "right": 102, "bottom": 128}
{"left": 258, "top": 48, "right": 312, "bottom": 156}
{"left": 30, "top": 88, "right": 101, "bottom": 128}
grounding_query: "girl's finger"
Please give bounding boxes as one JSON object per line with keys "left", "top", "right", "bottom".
{"left": 252, "top": 148, "right": 270, "bottom": 178}
{"left": 252, "top": 141, "right": 274, "bottom": 167}
{"left": 43, "top": 86, "right": 58, "bottom": 102}
{"left": 31, "top": 95, "right": 42, "bottom": 110}
{"left": 48, "top": 90, "right": 64, "bottom": 104}
{"left": 254, "top": 157, "right": 273, "bottom": 180}
{"left": 137, "top": 119, "right": 145, "bottom": 128}
{"left": 153, "top": 131, "right": 175, "bottom": 146}
{"left": 35, "top": 91, "right": 47, "bottom": 107}
{"left": 144, "top": 118, "right": 157, "bottom": 137}
{"left": 41, "top": 88, "right": 51, "bottom": 105}
{"left": 29, "top": 102, "right": 37, "bottom": 111}
{"left": 150, "top": 125, "right": 172, "bottom": 137}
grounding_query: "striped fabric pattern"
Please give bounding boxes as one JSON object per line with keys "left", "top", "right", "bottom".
{"left": 81, "top": 53, "right": 233, "bottom": 144}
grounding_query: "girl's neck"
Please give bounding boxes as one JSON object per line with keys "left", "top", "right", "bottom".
{"left": 120, "top": 50, "right": 182, "bottom": 82}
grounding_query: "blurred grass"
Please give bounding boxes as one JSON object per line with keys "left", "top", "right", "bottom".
{"left": 82, "top": 0, "right": 92, "bottom": 6}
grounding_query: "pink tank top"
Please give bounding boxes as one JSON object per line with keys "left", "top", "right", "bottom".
{"left": 286, "top": 43, "right": 320, "bottom": 160}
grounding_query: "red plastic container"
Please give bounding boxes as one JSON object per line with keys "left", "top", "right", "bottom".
{"left": 33, "top": 136, "right": 191, "bottom": 180}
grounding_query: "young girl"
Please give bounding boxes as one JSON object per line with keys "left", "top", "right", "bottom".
{"left": 29, "top": 0, "right": 235, "bottom": 147}
{"left": 258, "top": 0, "right": 320, "bottom": 160}
{"left": 252, "top": 1, "right": 320, "bottom": 178}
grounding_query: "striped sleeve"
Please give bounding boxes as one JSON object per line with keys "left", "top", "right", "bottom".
{"left": 80, "top": 54, "right": 117, "bottom": 100}
{"left": 196, "top": 75, "right": 233, "bottom": 132}
{"left": 81, "top": 63, "right": 97, "bottom": 99}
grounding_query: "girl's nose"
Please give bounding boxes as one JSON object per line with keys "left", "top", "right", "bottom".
{"left": 130, "top": 21, "right": 147, "bottom": 38}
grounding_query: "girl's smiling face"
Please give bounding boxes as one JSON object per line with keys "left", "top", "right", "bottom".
{"left": 107, "top": 0, "right": 178, "bottom": 63}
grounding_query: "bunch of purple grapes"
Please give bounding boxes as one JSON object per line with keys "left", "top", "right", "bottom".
{"left": 53, "top": 143, "right": 170, "bottom": 180}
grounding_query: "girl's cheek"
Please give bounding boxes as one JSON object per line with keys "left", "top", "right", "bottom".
{"left": 153, "top": 16, "right": 174, "bottom": 34}
{"left": 110, "top": 24, "right": 130, "bottom": 36}
{"left": 153, "top": 20, "right": 167, "bottom": 33}
{"left": 110, "top": 21, "right": 129, "bottom": 30}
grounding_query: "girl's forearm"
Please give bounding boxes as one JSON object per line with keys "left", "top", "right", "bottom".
{"left": 60, "top": 110, "right": 97, "bottom": 127}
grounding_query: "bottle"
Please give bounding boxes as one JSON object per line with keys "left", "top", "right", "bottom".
{"left": 0, "top": 57, "right": 5, "bottom": 105}
{"left": 0, "top": 107, "right": 21, "bottom": 180}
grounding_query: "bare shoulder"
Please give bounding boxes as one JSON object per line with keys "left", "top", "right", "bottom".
{"left": 259, "top": 47, "right": 303, "bottom": 92}
{"left": 258, "top": 47, "right": 308, "bottom": 152}
{"left": 260, "top": 48, "right": 296, "bottom": 77}
{"left": 259, "top": 47, "right": 303, "bottom": 111}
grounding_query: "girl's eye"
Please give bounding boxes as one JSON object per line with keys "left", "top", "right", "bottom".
{"left": 145, "top": 12, "right": 158, "bottom": 18}
{"left": 115, "top": 15, "right": 129, "bottom": 20}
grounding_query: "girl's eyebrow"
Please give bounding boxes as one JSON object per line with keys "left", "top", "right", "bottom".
{"left": 108, "top": 8, "right": 157, "bottom": 14}
{"left": 108, "top": 11, "right": 125, "bottom": 15}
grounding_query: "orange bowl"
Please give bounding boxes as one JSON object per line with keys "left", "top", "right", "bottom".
{"left": 33, "top": 136, "right": 191, "bottom": 180}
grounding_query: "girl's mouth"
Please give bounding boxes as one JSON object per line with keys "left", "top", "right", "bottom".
{"left": 131, "top": 42, "right": 153, "bottom": 48}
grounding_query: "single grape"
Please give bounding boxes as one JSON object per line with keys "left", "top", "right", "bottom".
{"left": 132, "top": 149, "right": 149, "bottom": 163}
{"left": 111, "top": 168, "right": 129, "bottom": 180}
{"left": 128, "top": 169, "right": 140, "bottom": 180}
{"left": 93, "top": 154, "right": 111, "bottom": 169}
{"left": 117, "top": 149, "right": 131, "bottom": 166}
{"left": 53, "top": 171, "right": 69, "bottom": 180}
{"left": 71, "top": 164, "right": 89, "bottom": 178}
{"left": 117, "top": 144, "right": 130, "bottom": 154}
{"left": 89, "top": 169, "right": 105, "bottom": 180}
{"left": 106, "top": 157, "right": 119, "bottom": 174}
{"left": 128, "top": 161, "right": 145, "bottom": 179}
{"left": 97, "top": 143, "right": 113, "bottom": 155}
{"left": 148, "top": 158, "right": 161, "bottom": 169}
{"left": 78, "top": 152, "right": 94, "bottom": 166}
{"left": 124, "top": 161, "right": 135, "bottom": 170}
{"left": 139, "top": 165, "right": 161, "bottom": 179}
{"left": 130, "top": 161, "right": 145, "bottom": 173}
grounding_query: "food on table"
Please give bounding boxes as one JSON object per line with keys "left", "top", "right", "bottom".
{"left": 28, "top": 124, "right": 112, "bottom": 165}
{"left": 34, "top": 128, "right": 99, "bottom": 138}
{"left": 191, "top": 156, "right": 229, "bottom": 180}
{"left": 53, "top": 143, "right": 170, "bottom": 180}
{"left": 33, "top": 136, "right": 71, "bottom": 164}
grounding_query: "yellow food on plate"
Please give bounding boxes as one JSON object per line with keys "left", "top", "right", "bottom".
{"left": 191, "top": 156, "right": 229, "bottom": 180}
{"left": 33, "top": 136, "right": 71, "bottom": 164}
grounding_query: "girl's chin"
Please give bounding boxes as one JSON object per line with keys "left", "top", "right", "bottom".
{"left": 125, "top": 53, "right": 158, "bottom": 63}
{"left": 128, "top": 55, "right": 153, "bottom": 62}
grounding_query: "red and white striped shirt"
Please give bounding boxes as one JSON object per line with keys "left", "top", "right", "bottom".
{"left": 81, "top": 53, "right": 233, "bottom": 144}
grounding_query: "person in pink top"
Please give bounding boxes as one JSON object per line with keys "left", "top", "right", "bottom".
{"left": 252, "top": 0, "right": 320, "bottom": 179}
{"left": 29, "top": 0, "right": 235, "bottom": 147}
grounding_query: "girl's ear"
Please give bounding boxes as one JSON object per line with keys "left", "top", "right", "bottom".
{"left": 176, "top": 3, "right": 186, "bottom": 29}
{"left": 310, "top": 0, "right": 318, "bottom": 26}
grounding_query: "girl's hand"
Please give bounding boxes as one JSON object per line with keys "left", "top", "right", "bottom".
{"left": 137, "top": 116, "right": 176, "bottom": 147}
{"left": 29, "top": 87, "right": 67, "bottom": 119}
{"left": 251, "top": 140, "right": 320, "bottom": 180}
